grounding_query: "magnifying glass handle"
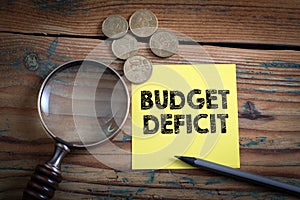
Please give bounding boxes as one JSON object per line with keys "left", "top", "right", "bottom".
{"left": 23, "top": 143, "right": 70, "bottom": 200}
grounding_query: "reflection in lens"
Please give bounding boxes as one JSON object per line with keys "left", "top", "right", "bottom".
{"left": 38, "top": 60, "right": 129, "bottom": 147}
{"left": 41, "top": 85, "right": 51, "bottom": 116}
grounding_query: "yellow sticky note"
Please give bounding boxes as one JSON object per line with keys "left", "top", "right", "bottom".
{"left": 132, "top": 64, "right": 239, "bottom": 169}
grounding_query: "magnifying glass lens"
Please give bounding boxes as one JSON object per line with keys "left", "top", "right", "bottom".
{"left": 39, "top": 60, "right": 129, "bottom": 147}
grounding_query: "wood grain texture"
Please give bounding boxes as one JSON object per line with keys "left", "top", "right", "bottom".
{"left": 0, "top": 33, "right": 299, "bottom": 199}
{"left": 0, "top": 0, "right": 300, "bottom": 199}
{"left": 0, "top": 0, "right": 299, "bottom": 45}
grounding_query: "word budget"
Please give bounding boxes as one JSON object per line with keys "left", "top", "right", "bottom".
{"left": 140, "top": 89, "right": 231, "bottom": 134}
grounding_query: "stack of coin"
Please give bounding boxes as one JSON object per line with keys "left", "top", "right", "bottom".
{"left": 102, "top": 10, "right": 179, "bottom": 84}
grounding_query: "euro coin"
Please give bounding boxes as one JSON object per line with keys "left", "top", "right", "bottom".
{"left": 124, "top": 55, "right": 153, "bottom": 84}
{"left": 112, "top": 34, "right": 139, "bottom": 60}
{"left": 102, "top": 15, "right": 128, "bottom": 39}
{"left": 150, "top": 30, "right": 179, "bottom": 57}
{"left": 129, "top": 10, "right": 158, "bottom": 37}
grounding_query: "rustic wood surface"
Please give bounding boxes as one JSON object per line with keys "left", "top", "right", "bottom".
{"left": 0, "top": 0, "right": 299, "bottom": 199}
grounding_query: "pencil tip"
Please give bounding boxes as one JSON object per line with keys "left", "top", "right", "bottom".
{"left": 174, "top": 156, "right": 196, "bottom": 165}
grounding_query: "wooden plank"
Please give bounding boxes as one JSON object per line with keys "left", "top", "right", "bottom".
{"left": 0, "top": 0, "right": 299, "bottom": 45}
{"left": 1, "top": 165, "right": 300, "bottom": 199}
{"left": 0, "top": 33, "right": 299, "bottom": 199}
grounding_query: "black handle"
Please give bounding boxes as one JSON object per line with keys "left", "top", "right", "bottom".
{"left": 23, "top": 143, "right": 70, "bottom": 200}
{"left": 23, "top": 164, "right": 62, "bottom": 200}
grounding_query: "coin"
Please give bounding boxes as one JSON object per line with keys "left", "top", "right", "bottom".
{"left": 149, "top": 30, "right": 179, "bottom": 58}
{"left": 112, "top": 34, "right": 139, "bottom": 60}
{"left": 129, "top": 10, "right": 158, "bottom": 37}
{"left": 102, "top": 15, "right": 128, "bottom": 39}
{"left": 124, "top": 55, "right": 153, "bottom": 84}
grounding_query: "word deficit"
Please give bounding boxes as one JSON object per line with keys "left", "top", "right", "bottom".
{"left": 141, "top": 89, "right": 230, "bottom": 134}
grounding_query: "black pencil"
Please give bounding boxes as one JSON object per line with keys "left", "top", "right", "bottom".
{"left": 175, "top": 156, "right": 300, "bottom": 196}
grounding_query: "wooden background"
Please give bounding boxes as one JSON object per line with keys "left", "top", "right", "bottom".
{"left": 0, "top": 0, "right": 299, "bottom": 199}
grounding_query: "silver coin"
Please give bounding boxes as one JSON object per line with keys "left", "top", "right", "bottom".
{"left": 129, "top": 10, "right": 158, "bottom": 37}
{"left": 102, "top": 15, "right": 128, "bottom": 39}
{"left": 124, "top": 55, "right": 153, "bottom": 84}
{"left": 149, "top": 30, "right": 179, "bottom": 57}
{"left": 112, "top": 34, "right": 139, "bottom": 60}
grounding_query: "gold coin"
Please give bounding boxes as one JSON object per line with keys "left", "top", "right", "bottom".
{"left": 150, "top": 30, "right": 179, "bottom": 57}
{"left": 102, "top": 15, "right": 128, "bottom": 39}
{"left": 112, "top": 34, "right": 139, "bottom": 60}
{"left": 129, "top": 10, "right": 158, "bottom": 37}
{"left": 124, "top": 55, "right": 153, "bottom": 84}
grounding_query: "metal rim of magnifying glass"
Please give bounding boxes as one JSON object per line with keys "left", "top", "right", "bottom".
{"left": 37, "top": 59, "right": 130, "bottom": 148}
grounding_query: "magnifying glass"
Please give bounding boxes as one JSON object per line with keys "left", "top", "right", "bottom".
{"left": 23, "top": 60, "right": 130, "bottom": 200}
